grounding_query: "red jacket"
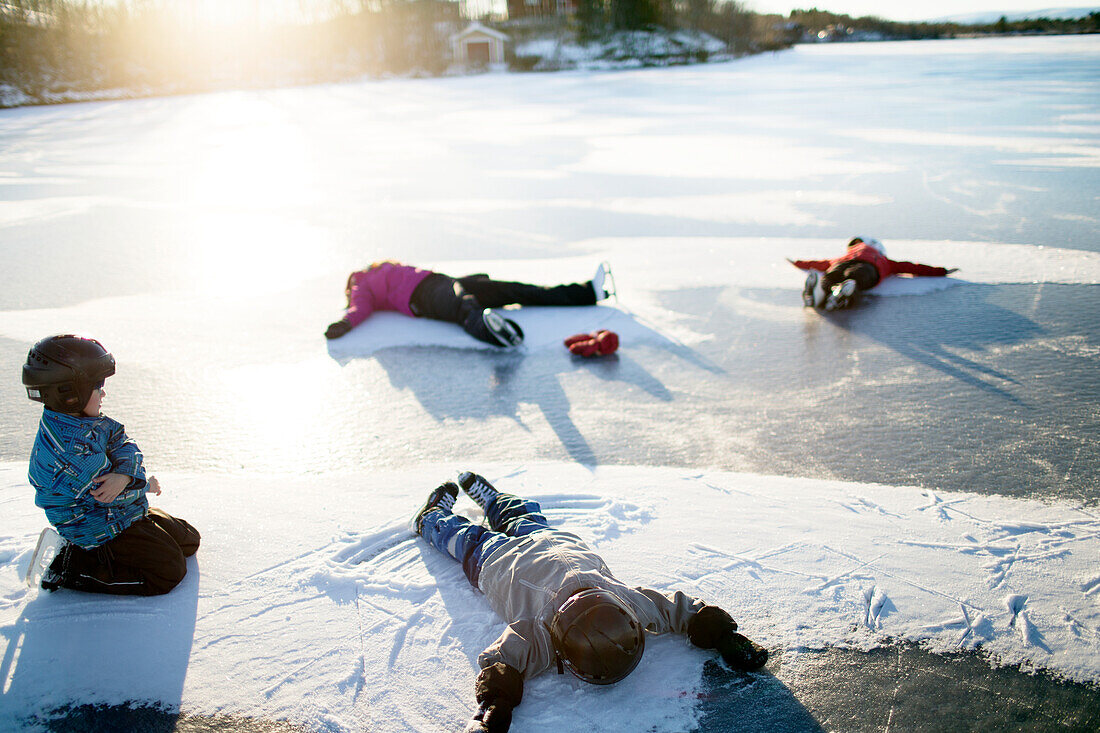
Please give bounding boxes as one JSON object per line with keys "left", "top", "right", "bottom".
{"left": 791, "top": 243, "right": 948, "bottom": 288}
{"left": 343, "top": 262, "right": 433, "bottom": 328}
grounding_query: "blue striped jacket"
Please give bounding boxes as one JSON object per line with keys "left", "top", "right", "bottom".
{"left": 28, "top": 409, "right": 149, "bottom": 549}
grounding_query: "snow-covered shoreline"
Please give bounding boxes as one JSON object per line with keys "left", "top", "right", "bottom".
{"left": 2, "top": 461, "right": 1097, "bottom": 731}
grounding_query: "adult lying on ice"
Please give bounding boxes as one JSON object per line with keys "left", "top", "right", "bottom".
{"left": 412, "top": 472, "right": 769, "bottom": 733}
{"left": 789, "top": 236, "right": 957, "bottom": 311}
{"left": 324, "top": 261, "right": 613, "bottom": 348}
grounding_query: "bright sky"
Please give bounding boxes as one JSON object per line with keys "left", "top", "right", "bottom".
{"left": 744, "top": 1, "right": 1087, "bottom": 22}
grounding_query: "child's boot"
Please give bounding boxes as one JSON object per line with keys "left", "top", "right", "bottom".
{"left": 591, "top": 261, "right": 615, "bottom": 302}
{"left": 482, "top": 309, "right": 524, "bottom": 348}
{"left": 824, "top": 279, "right": 857, "bottom": 311}
{"left": 412, "top": 482, "right": 458, "bottom": 535}
{"left": 458, "top": 472, "right": 500, "bottom": 510}
{"left": 802, "top": 270, "right": 826, "bottom": 308}
{"left": 24, "top": 526, "right": 65, "bottom": 589}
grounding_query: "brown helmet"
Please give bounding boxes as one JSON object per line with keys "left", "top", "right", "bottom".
{"left": 22, "top": 334, "right": 115, "bottom": 413}
{"left": 550, "top": 588, "right": 646, "bottom": 685}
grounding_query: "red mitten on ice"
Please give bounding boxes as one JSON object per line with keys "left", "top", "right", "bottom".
{"left": 564, "top": 330, "right": 619, "bottom": 357}
{"left": 593, "top": 330, "right": 618, "bottom": 355}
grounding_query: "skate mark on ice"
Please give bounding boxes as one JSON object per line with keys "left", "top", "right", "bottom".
{"left": 834, "top": 496, "right": 904, "bottom": 519}
{"left": 389, "top": 608, "right": 429, "bottom": 669}
{"left": 1082, "top": 574, "right": 1100, "bottom": 596}
{"left": 1060, "top": 610, "right": 1100, "bottom": 640}
{"left": 243, "top": 593, "right": 328, "bottom": 621}
{"left": 684, "top": 542, "right": 811, "bottom": 582}
{"left": 536, "top": 494, "right": 613, "bottom": 510}
{"left": 698, "top": 480, "right": 756, "bottom": 499}
{"left": 897, "top": 538, "right": 1015, "bottom": 555}
{"left": 897, "top": 534, "right": 1069, "bottom": 589}
{"left": 538, "top": 494, "right": 654, "bottom": 544}
{"left": 922, "top": 603, "right": 993, "bottom": 648}
{"left": 1005, "top": 594, "right": 1051, "bottom": 651}
{"left": 233, "top": 542, "right": 339, "bottom": 585}
{"left": 330, "top": 521, "right": 414, "bottom": 566}
{"left": 862, "top": 585, "right": 893, "bottom": 630}
{"left": 262, "top": 642, "right": 345, "bottom": 699}
{"left": 985, "top": 544, "right": 1022, "bottom": 589}
{"left": 917, "top": 491, "right": 971, "bottom": 521}
{"left": 991, "top": 519, "right": 1094, "bottom": 537}
{"left": 802, "top": 548, "right": 886, "bottom": 595}
{"left": 985, "top": 545, "right": 1069, "bottom": 589}
{"left": 335, "top": 653, "right": 366, "bottom": 700}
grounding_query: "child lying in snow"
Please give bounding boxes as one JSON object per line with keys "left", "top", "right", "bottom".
{"left": 22, "top": 334, "right": 200, "bottom": 595}
{"left": 325, "top": 261, "right": 613, "bottom": 348}
{"left": 789, "top": 236, "right": 957, "bottom": 311}
{"left": 412, "top": 473, "right": 768, "bottom": 733}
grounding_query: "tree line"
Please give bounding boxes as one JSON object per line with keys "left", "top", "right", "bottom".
{"left": 2, "top": 1, "right": 1096, "bottom": 107}
{"left": 785, "top": 7, "right": 1100, "bottom": 40}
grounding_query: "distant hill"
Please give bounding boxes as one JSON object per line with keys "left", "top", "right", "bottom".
{"left": 930, "top": 6, "right": 1100, "bottom": 24}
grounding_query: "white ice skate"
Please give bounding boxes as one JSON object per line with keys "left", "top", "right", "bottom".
{"left": 592, "top": 261, "right": 617, "bottom": 302}
{"left": 802, "top": 270, "right": 826, "bottom": 308}
{"left": 824, "top": 279, "right": 858, "bottom": 311}
{"left": 24, "top": 527, "right": 64, "bottom": 589}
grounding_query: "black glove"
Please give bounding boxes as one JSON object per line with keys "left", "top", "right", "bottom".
{"left": 716, "top": 631, "right": 769, "bottom": 671}
{"left": 464, "top": 662, "right": 523, "bottom": 733}
{"left": 325, "top": 319, "right": 352, "bottom": 339}
{"left": 687, "top": 605, "right": 737, "bottom": 649}
{"left": 688, "top": 605, "right": 768, "bottom": 671}
{"left": 463, "top": 705, "right": 511, "bottom": 733}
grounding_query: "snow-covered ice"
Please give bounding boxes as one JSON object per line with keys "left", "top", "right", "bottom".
{"left": 2, "top": 462, "right": 1099, "bottom": 731}
{"left": 1, "top": 34, "right": 1098, "bottom": 731}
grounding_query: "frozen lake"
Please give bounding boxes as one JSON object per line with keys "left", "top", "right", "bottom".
{"left": 1, "top": 34, "right": 1098, "bottom": 732}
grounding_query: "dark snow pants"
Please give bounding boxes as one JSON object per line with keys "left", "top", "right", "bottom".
{"left": 51, "top": 508, "right": 201, "bottom": 596}
{"left": 823, "top": 260, "right": 879, "bottom": 292}
{"left": 419, "top": 493, "right": 549, "bottom": 588}
{"left": 409, "top": 273, "right": 596, "bottom": 344}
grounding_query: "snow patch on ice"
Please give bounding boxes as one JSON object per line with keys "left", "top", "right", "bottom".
{"left": 2, "top": 238, "right": 1095, "bottom": 362}
{"left": 4, "top": 461, "right": 1097, "bottom": 733}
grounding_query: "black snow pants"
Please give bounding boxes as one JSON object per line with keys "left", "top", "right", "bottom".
{"left": 409, "top": 272, "right": 596, "bottom": 344}
{"left": 823, "top": 260, "right": 880, "bottom": 293}
{"left": 51, "top": 508, "right": 201, "bottom": 596}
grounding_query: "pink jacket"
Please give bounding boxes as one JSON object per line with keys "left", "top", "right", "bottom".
{"left": 343, "top": 262, "right": 433, "bottom": 327}
{"left": 792, "top": 243, "right": 948, "bottom": 287}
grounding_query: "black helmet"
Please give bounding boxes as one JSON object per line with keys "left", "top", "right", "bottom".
{"left": 550, "top": 588, "right": 646, "bottom": 685}
{"left": 22, "top": 335, "right": 115, "bottom": 413}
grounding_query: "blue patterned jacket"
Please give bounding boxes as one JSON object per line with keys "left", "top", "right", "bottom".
{"left": 28, "top": 409, "right": 149, "bottom": 549}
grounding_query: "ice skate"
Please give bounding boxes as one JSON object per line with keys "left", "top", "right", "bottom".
{"left": 482, "top": 309, "right": 524, "bottom": 347}
{"left": 458, "top": 471, "right": 500, "bottom": 509}
{"left": 24, "top": 527, "right": 64, "bottom": 589}
{"left": 824, "top": 279, "right": 857, "bottom": 311}
{"left": 412, "top": 482, "right": 459, "bottom": 535}
{"left": 802, "top": 270, "right": 826, "bottom": 308}
{"left": 592, "top": 261, "right": 616, "bottom": 302}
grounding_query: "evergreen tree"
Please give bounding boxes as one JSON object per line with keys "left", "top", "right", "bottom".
{"left": 611, "top": 0, "right": 660, "bottom": 31}
{"left": 575, "top": 0, "right": 606, "bottom": 43}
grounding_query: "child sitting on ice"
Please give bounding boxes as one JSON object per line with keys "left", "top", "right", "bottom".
{"left": 789, "top": 237, "right": 956, "bottom": 311}
{"left": 412, "top": 472, "right": 768, "bottom": 733}
{"left": 324, "top": 261, "right": 613, "bottom": 347}
{"left": 22, "top": 334, "right": 200, "bottom": 595}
